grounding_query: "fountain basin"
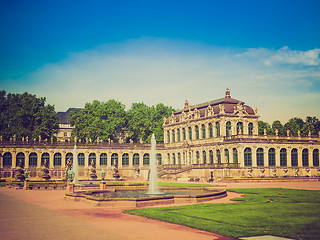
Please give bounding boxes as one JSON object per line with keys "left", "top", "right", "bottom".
{"left": 65, "top": 187, "right": 227, "bottom": 207}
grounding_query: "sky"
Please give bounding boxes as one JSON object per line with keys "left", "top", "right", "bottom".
{"left": 0, "top": 0, "right": 319, "bottom": 124}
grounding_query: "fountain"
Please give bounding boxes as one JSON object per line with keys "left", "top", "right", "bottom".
{"left": 148, "top": 133, "right": 160, "bottom": 194}
{"left": 72, "top": 143, "right": 79, "bottom": 185}
{"left": 65, "top": 133, "right": 227, "bottom": 207}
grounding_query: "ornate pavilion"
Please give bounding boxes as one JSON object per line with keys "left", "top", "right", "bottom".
{"left": 1, "top": 89, "right": 319, "bottom": 182}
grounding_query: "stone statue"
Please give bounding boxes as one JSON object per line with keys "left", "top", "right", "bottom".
{"left": 89, "top": 159, "right": 97, "bottom": 179}
{"left": 264, "top": 129, "right": 267, "bottom": 136}
{"left": 219, "top": 104, "right": 225, "bottom": 114}
{"left": 298, "top": 130, "right": 301, "bottom": 137}
{"left": 275, "top": 129, "right": 278, "bottom": 136}
{"left": 287, "top": 129, "right": 290, "bottom": 137}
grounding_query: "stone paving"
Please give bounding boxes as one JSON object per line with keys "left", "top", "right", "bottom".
{"left": 0, "top": 181, "right": 319, "bottom": 240}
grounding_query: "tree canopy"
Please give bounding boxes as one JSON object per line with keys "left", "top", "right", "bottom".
{"left": 69, "top": 100, "right": 127, "bottom": 143}
{"left": 70, "top": 100, "right": 175, "bottom": 143}
{"left": 260, "top": 116, "right": 320, "bottom": 136}
{"left": 0, "top": 90, "right": 59, "bottom": 141}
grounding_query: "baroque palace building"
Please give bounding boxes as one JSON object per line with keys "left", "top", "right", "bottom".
{"left": 0, "top": 89, "right": 320, "bottom": 182}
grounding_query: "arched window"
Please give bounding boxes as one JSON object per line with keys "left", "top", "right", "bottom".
{"left": 41, "top": 153, "right": 50, "bottom": 166}
{"left": 226, "top": 122, "right": 231, "bottom": 136}
{"left": 195, "top": 126, "right": 199, "bottom": 140}
{"left": 291, "top": 149, "right": 298, "bottom": 167}
{"left": 224, "top": 149, "right": 229, "bottom": 163}
{"left": 16, "top": 152, "right": 25, "bottom": 167}
{"left": 89, "top": 153, "right": 96, "bottom": 166}
{"left": 209, "top": 123, "right": 213, "bottom": 138}
{"left": 167, "top": 154, "right": 171, "bottom": 164}
{"left": 100, "top": 153, "right": 107, "bottom": 165}
{"left": 122, "top": 153, "right": 129, "bottom": 166}
{"left": 256, "top": 148, "right": 264, "bottom": 167}
{"left": 209, "top": 150, "right": 214, "bottom": 164}
{"left": 133, "top": 153, "right": 139, "bottom": 165}
{"left": 244, "top": 148, "right": 252, "bottom": 167}
{"left": 233, "top": 148, "right": 238, "bottom": 164}
{"left": 280, "top": 148, "right": 287, "bottom": 167}
{"left": 237, "top": 122, "right": 244, "bottom": 135}
{"left": 203, "top": 151, "right": 206, "bottom": 164}
{"left": 302, "top": 149, "right": 309, "bottom": 167}
{"left": 111, "top": 153, "right": 118, "bottom": 166}
{"left": 172, "top": 130, "right": 175, "bottom": 143}
{"left": 216, "top": 150, "right": 221, "bottom": 164}
{"left": 173, "top": 153, "right": 176, "bottom": 165}
{"left": 156, "top": 154, "right": 162, "bottom": 165}
{"left": 78, "top": 153, "right": 85, "bottom": 166}
{"left": 143, "top": 153, "right": 150, "bottom": 165}
{"left": 268, "top": 148, "right": 275, "bottom": 167}
{"left": 313, "top": 149, "right": 319, "bottom": 167}
{"left": 188, "top": 127, "right": 192, "bottom": 140}
{"left": 29, "top": 153, "right": 37, "bottom": 166}
{"left": 202, "top": 124, "right": 206, "bottom": 139}
{"left": 178, "top": 153, "right": 181, "bottom": 164}
{"left": 65, "top": 153, "right": 73, "bottom": 165}
{"left": 3, "top": 152, "right": 12, "bottom": 167}
{"left": 248, "top": 123, "right": 253, "bottom": 135}
{"left": 177, "top": 129, "right": 180, "bottom": 142}
{"left": 216, "top": 122, "right": 220, "bottom": 137}
{"left": 182, "top": 128, "right": 186, "bottom": 140}
{"left": 54, "top": 153, "right": 62, "bottom": 166}
{"left": 167, "top": 130, "right": 170, "bottom": 143}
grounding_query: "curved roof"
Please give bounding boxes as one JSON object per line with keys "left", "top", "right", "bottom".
{"left": 165, "top": 89, "right": 256, "bottom": 124}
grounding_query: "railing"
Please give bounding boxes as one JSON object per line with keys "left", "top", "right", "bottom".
{"left": 158, "top": 163, "right": 240, "bottom": 177}
{"left": 0, "top": 140, "right": 165, "bottom": 149}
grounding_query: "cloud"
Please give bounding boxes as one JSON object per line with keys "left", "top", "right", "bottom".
{"left": 1, "top": 38, "right": 320, "bottom": 124}
{"left": 238, "top": 46, "right": 320, "bottom": 66}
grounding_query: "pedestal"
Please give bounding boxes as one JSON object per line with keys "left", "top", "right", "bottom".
{"left": 23, "top": 180, "right": 29, "bottom": 190}
{"left": 100, "top": 181, "right": 106, "bottom": 190}
{"left": 67, "top": 183, "right": 74, "bottom": 193}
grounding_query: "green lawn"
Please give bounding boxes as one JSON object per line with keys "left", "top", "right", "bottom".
{"left": 125, "top": 188, "right": 320, "bottom": 240}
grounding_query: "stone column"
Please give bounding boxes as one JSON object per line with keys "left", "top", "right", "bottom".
{"left": 37, "top": 151, "right": 42, "bottom": 168}
{"left": 25, "top": 151, "right": 29, "bottom": 169}
{"left": 128, "top": 152, "right": 133, "bottom": 167}
{"left": 49, "top": 151, "right": 54, "bottom": 168}
{"left": 0, "top": 152, "right": 3, "bottom": 169}
{"left": 238, "top": 147, "right": 244, "bottom": 167}
{"left": 298, "top": 148, "right": 303, "bottom": 167}
{"left": 252, "top": 148, "right": 257, "bottom": 167}
{"left": 96, "top": 151, "right": 101, "bottom": 168}
{"left": 118, "top": 151, "right": 123, "bottom": 167}
{"left": 276, "top": 147, "right": 281, "bottom": 167}
{"left": 309, "top": 148, "right": 313, "bottom": 167}
{"left": 287, "top": 148, "right": 292, "bottom": 167}
{"left": 264, "top": 148, "right": 268, "bottom": 167}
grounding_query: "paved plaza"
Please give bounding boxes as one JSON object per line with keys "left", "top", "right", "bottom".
{"left": 0, "top": 181, "right": 319, "bottom": 240}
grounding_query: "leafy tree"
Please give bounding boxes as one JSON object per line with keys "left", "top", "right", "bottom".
{"left": 272, "top": 120, "right": 285, "bottom": 136}
{"left": 126, "top": 102, "right": 175, "bottom": 143}
{"left": 301, "top": 122, "right": 316, "bottom": 136}
{"left": 0, "top": 91, "right": 59, "bottom": 140}
{"left": 148, "top": 103, "right": 175, "bottom": 143}
{"left": 284, "top": 118, "right": 304, "bottom": 136}
{"left": 306, "top": 116, "right": 320, "bottom": 133}
{"left": 258, "top": 121, "right": 272, "bottom": 135}
{"left": 69, "top": 99, "right": 127, "bottom": 142}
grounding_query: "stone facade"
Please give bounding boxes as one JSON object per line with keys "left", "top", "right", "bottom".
{"left": 1, "top": 89, "right": 319, "bottom": 182}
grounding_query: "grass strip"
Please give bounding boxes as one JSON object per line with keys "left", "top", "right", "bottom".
{"left": 125, "top": 188, "right": 320, "bottom": 240}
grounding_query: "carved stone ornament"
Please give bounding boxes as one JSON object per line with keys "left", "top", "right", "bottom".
{"left": 218, "top": 104, "right": 225, "bottom": 114}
